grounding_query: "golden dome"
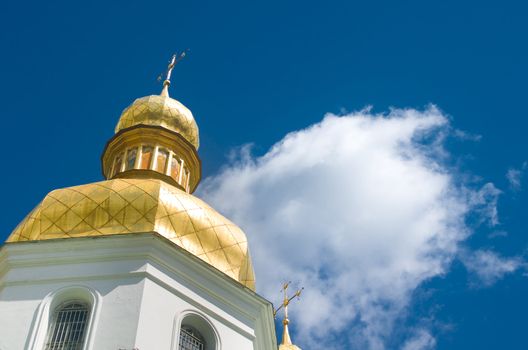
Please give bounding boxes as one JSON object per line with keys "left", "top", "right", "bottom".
{"left": 279, "top": 345, "right": 301, "bottom": 350}
{"left": 7, "top": 178, "right": 255, "bottom": 290}
{"left": 115, "top": 95, "right": 200, "bottom": 149}
{"left": 8, "top": 56, "right": 256, "bottom": 289}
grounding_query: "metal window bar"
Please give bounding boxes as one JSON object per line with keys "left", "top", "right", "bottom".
{"left": 45, "top": 302, "right": 89, "bottom": 350}
{"left": 179, "top": 327, "right": 205, "bottom": 350}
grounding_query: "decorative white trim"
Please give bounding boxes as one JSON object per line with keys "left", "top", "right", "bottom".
{"left": 26, "top": 285, "right": 101, "bottom": 350}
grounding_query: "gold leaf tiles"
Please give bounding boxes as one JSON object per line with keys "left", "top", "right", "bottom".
{"left": 8, "top": 178, "right": 255, "bottom": 290}
{"left": 115, "top": 95, "right": 200, "bottom": 149}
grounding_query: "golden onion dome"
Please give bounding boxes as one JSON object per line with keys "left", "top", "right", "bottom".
{"left": 115, "top": 94, "right": 200, "bottom": 149}
{"left": 8, "top": 55, "right": 256, "bottom": 290}
{"left": 7, "top": 178, "right": 255, "bottom": 290}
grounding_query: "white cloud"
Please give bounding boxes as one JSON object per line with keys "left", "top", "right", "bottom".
{"left": 401, "top": 329, "right": 436, "bottom": 350}
{"left": 466, "top": 183, "right": 501, "bottom": 226}
{"left": 461, "top": 249, "right": 522, "bottom": 286}
{"left": 488, "top": 230, "right": 508, "bottom": 239}
{"left": 506, "top": 162, "right": 527, "bottom": 191}
{"left": 453, "top": 129, "right": 482, "bottom": 142}
{"left": 199, "top": 107, "right": 502, "bottom": 349}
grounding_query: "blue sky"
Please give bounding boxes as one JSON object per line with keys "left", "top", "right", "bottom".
{"left": 1, "top": 1, "right": 527, "bottom": 349}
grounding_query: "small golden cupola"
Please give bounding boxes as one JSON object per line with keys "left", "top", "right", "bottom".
{"left": 8, "top": 55, "right": 256, "bottom": 290}
{"left": 102, "top": 53, "right": 200, "bottom": 193}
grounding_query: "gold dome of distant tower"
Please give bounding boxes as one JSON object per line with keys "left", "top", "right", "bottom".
{"left": 276, "top": 283, "right": 303, "bottom": 350}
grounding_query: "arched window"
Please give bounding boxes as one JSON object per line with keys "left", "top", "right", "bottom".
{"left": 45, "top": 301, "right": 89, "bottom": 350}
{"left": 175, "top": 313, "right": 218, "bottom": 350}
{"left": 179, "top": 325, "right": 205, "bottom": 350}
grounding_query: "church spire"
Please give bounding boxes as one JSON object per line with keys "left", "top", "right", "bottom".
{"left": 160, "top": 51, "right": 187, "bottom": 97}
{"left": 275, "top": 282, "right": 303, "bottom": 350}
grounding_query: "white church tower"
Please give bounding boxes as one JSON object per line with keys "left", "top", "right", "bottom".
{"left": 0, "top": 55, "right": 278, "bottom": 350}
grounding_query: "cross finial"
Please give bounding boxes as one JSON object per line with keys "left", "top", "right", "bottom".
{"left": 273, "top": 282, "right": 304, "bottom": 346}
{"left": 160, "top": 51, "right": 187, "bottom": 97}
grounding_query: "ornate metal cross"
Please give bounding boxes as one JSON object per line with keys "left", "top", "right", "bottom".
{"left": 274, "top": 282, "right": 303, "bottom": 319}
{"left": 160, "top": 51, "right": 188, "bottom": 96}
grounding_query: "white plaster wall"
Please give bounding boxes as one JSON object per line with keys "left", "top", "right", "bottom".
{"left": 88, "top": 278, "right": 144, "bottom": 350}
{"left": 135, "top": 277, "right": 183, "bottom": 349}
{"left": 135, "top": 277, "right": 255, "bottom": 350}
{"left": 0, "top": 284, "right": 42, "bottom": 349}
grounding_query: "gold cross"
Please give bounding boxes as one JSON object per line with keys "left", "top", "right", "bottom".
{"left": 274, "top": 282, "right": 303, "bottom": 346}
{"left": 273, "top": 282, "right": 303, "bottom": 318}
{"left": 160, "top": 51, "right": 187, "bottom": 96}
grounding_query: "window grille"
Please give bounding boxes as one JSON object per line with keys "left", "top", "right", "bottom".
{"left": 179, "top": 326, "right": 205, "bottom": 350}
{"left": 45, "top": 302, "right": 89, "bottom": 350}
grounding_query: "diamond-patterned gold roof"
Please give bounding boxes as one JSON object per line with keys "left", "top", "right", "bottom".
{"left": 115, "top": 95, "right": 200, "bottom": 149}
{"left": 8, "top": 178, "right": 254, "bottom": 289}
